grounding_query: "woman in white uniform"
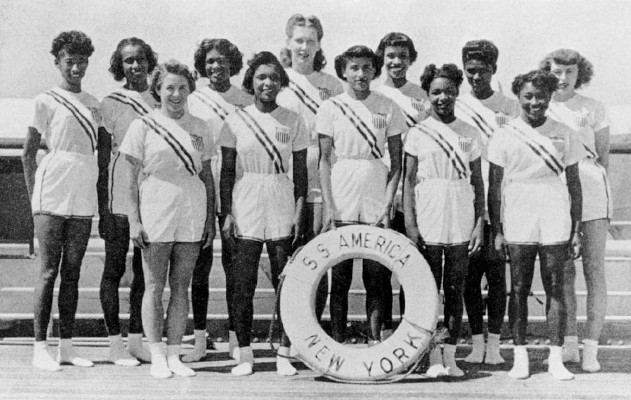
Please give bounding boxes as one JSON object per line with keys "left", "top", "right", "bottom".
{"left": 540, "top": 49, "right": 610, "bottom": 372}
{"left": 487, "top": 70, "right": 583, "bottom": 380}
{"left": 456, "top": 40, "right": 520, "bottom": 365}
{"left": 185, "top": 38, "right": 253, "bottom": 363}
{"left": 403, "top": 63, "right": 485, "bottom": 377}
{"left": 119, "top": 60, "right": 215, "bottom": 379}
{"left": 98, "top": 37, "right": 158, "bottom": 366}
{"left": 23, "top": 31, "right": 100, "bottom": 371}
{"left": 317, "top": 45, "right": 406, "bottom": 345}
{"left": 219, "top": 51, "right": 308, "bottom": 376}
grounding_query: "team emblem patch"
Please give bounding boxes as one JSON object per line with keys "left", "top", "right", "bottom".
{"left": 190, "top": 134, "right": 204, "bottom": 152}
{"left": 459, "top": 137, "right": 472, "bottom": 153}
{"left": 372, "top": 113, "right": 387, "bottom": 130}
{"left": 495, "top": 112, "right": 510, "bottom": 126}
{"left": 89, "top": 107, "right": 102, "bottom": 125}
{"left": 275, "top": 125, "right": 291, "bottom": 143}
{"left": 575, "top": 111, "right": 590, "bottom": 128}
{"left": 318, "top": 87, "right": 332, "bottom": 101}
{"left": 551, "top": 137, "right": 565, "bottom": 153}
{"left": 411, "top": 99, "right": 426, "bottom": 113}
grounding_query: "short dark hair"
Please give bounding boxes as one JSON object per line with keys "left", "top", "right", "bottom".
{"left": 193, "top": 38, "right": 244, "bottom": 78}
{"left": 462, "top": 39, "right": 499, "bottom": 72}
{"left": 108, "top": 37, "right": 158, "bottom": 82}
{"left": 242, "top": 51, "right": 289, "bottom": 95}
{"left": 279, "top": 14, "right": 327, "bottom": 72}
{"left": 334, "top": 45, "right": 382, "bottom": 81}
{"left": 539, "top": 49, "right": 593, "bottom": 89}
{"left": 511, "top": 70, "right": 558, "bottom": 96}
{"left": 420, "top": 63, "right": 464, "bottom": 94}
{"left": 51, "top": 30, "right": 94, "bottom": 58}
{"left": 149, "top": 60, "right": 196, "bottom": 102}
{"left": 375, "top": 32, "right": 418, "bottom": 65}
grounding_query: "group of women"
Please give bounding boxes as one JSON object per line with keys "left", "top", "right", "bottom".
{"left": 23, "top": 13, "right": 610, "bottom": 382}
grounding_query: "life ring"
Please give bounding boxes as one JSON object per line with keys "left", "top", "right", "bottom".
{"left": 280, "top": 225, "right": 439, "bottom": 382}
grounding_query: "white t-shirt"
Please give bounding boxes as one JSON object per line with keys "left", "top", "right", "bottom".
{"left": 456, "top": 91, "right": 520, "bottom": 145}
{"left": 375, "top": 81, "right": 430, "bottom": 128}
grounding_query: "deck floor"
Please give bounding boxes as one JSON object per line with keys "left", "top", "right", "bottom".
{"left": 1, "top": 338, "right": 630, "bottom": 400}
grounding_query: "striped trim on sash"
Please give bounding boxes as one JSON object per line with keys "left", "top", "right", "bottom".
{"left": 45, "top": 90, "right": 96, "bottom": 151}
{"left": 105, "top": 91, "right": 151, "bottom": 116}
{"left": 402, "top": 110, "right": 417, "bottom": 128}
{"left": 505, "top": 123, "right": 564, "bottom": 175}
{"left": 192, "top": 91, "right": 230, "bottom": 121}
{"left": 141, "top": 115, "right": 197, "bottom": 175}
{"left": 330, "top": 98, "right": 382, "bottom": 159}
{"left": 234, "top": 109, "right": 285, "bottom": 173}
{"left": 583, "top": 143, "right": 597, "bottom": 159}
{"left": 288, "top": 80, "right": 319, "bottom": 115}
{"left": 417, "top": 123, "right": 468, "bottom": 179}
{"left": 456, "top": 100, "right": 494, "bottom": 138}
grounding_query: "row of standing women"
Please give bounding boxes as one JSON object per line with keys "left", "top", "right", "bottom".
{"left": 22, "top": 13, "right": 610, "bottom": 381}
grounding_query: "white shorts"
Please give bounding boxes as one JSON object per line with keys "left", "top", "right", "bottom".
{"left": 504, "top": 177, "right": 571, "bottom": 245}
{"left": 32, "top": 150, "right": 97, "bottom": 217}
{"left": 580, "top": 158, "right": 612, "bottom": 221}
{"left": 139, "top": 174, "right": 206, "bottom": 242}
{"left": 332, "top": 158, "right": 387, "bottom": 224}
{"left": 232, "top": 173, "right": 295, "bottom": 241}
{"left": 415, "top": 179, "right": 474, "bottom": 246}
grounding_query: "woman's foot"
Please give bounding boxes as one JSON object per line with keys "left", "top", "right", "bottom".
{"left": 426, "top": 346, "right": 449, "bottom": 378}
{"left": 508, "top": 346, "right": 529, "bottom": 379}
{"left": 128, "top": 333, "right": 152, "bottom": 363}
{"left": 464, "top": 334, "right": 485, "bottom": 363}
{"left": 443, "top": 344, "right": 464, "bottom": 377}
{"left": 276, "top": 346, "right": 297, "bottom": 376}
{"left": 548, "top": 346, "right": 574, "bottom": 380}
{"left": 582, "top": 339, "right": 601, "bottom": 372}
{"left": 33, "top": 341, "right": 61, "bottom": 372}
{"left": 149, "top": 342, "right": 172, "bottom": 379}
{"left": 484, "top": 333, "right": 505, "bottom": 365}
{"left": 182, "top": 330, "right": 207, "bottom": 363}
{"left": 57, "top": 339, "right": 93, "bottom": 367}
{"left": 231, "top": 346, "right": 254, "bottom": 376}
{"left": 562, "top": 336, "right": 580, "bottom": 363}
{"left": 108, "top": 335, "right": 140, "bottom": 366}
{"left": 228, "top": 331, "right": 240, "bottom": 361}
{"left": 167, "top": 345, "right": 195, "bottom": 377}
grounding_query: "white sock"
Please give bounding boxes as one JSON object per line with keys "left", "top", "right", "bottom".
{"left": 276, "top": 346, "right": 297, "bottom": 376}
{"left": 182, "top": 330, "right": 207, "bottom": 363}
{"left": 508, "top": 345, "right": 529, "bottom": 379}
{"left": 231, "top": 346, "right": 254, "bottom": 376}
{"left": 33, "top": 341, "right": 60, "bottom": 372}
{"left": 108, "top": 335, "right": 139, "bottom": 366}
{"left": 57, "top": 339, "right": 93, "bottom": 367}
{"left": 548, "top": 346, "right": 574, "bottom": 380}
{"left": 426, "top": 346, "right": 448, "bottom": 378}
{"left": 443, "top": 344, "right": 464, "bottom": 377}
{"left": 464, "top": 334, "right": 485, "bottom": 363}
{"left": 149, "top": 342, "right": 171, "bottom": 379}
{"left": 228, "top": 331, "right": 239, "bottom": 361}
{"left": 582, "top": 339, "right": 601, "bottom": 372}
{"left": 484, "top": 333, "right": 505, "bottom": 365}
{"left": 562, "top": 336, "right": 580, "bottom": 363}
{"left": 128, "top": 333, "right": 151, "bottom": 363}
{"left": 167, "top": 345, "right": 196, "bottom": 377}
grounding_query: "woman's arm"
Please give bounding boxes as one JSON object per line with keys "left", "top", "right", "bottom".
{"left": 318, "top": 134, "right": 336, "bottom": 232}
{"left": 488, "top": 162, "right": 506, "bottom": 254}
{"left": 21, "top": 127, "right": 41, "bottom": 201}
{"left": 594, "top": 126, "right": 610, "bottom": 170}
{"left": 378, "top": 134, "right": 403, "bottom": 228}
{"left": 468, "top": 157, "right": 485, "bottom": 255}
{"left": 199, "top": 159, "right": 216, "bottom": 249}
{"left": 566, "top": 163, "right": 583, "bottom": 258}
{"left": 220, "top": 147, "right": 237, "bottom": 242}
{"left": 121, "top": 153, "right": 148, "bottom": 249}
{"left": 402, "top": 153, "right": 423, "bottom": 248}
{"left": 292, "top": 148, "right": 308, "bottom": 246}
{"left": 97, "top": 127, "right": 114, "bottom": 241}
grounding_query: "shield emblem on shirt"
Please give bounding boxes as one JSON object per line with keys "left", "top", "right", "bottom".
{"left": 495, "top": 112, "right": 510, "bottom": 126}
{"left": 551, "top": 137, "right": 565, "bottom": 153}
{"left": 372, "top": 113, "right": 387, "bottom": 130}
{"left": 318, "top": 87, "right": 332, "bottom": 101}
{"left": 575, "top": 112, "right": 590, "bottom": 128}
{"left": 275, "top": 125, "right": 291, "bottom": 144}
{"left": 459, "top": 137, "right": 472, "bottom": 153}
{"left": 411, "top": 98, "right": 426, "bottom": 113}
{"left": 190, "top": 134, "right": 204, "bottom": 152}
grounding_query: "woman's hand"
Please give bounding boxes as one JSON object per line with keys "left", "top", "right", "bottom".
{"left": 221, "top": 213, "right": 237, "bottom": 245}
{"left": 569, "top": 231, "right": 582, "bottom": 259}
{"left": 321, "top": 205, "right": 337, "bottom": 233}
{"left": 129, "top": 220, "right": 149, "bottom": 249}
{"left": 201, "top": 217, "right": 216, "bottom": 249}
{"left": 493, "top": 232, "right": 508, "bottom": 261}
{"left": 468, "top": 220, "right": 484, "bottom": 256}
{"left": 373, "top": 203, "right": 393, "bottom": 229}
{"left": 406, "top": 225, "right": 426, "bottom": 251}
{"left": 292, "top": 211, "right": 305, "bottom": 249}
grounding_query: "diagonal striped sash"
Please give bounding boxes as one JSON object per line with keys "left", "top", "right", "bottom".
{"left": 141, "top": 115, "right": 197, "bottom": 175}
{"left": 402, "top": 109, "right": 417, "bottom": 128}
{"left": 45, "top": 89, "right": 97, "bottom": 151}
{"left": 583, "top": 143, "right": 597, "bottom": 159}
{"left": 505, "top": 123, "right": 564, "bottom": 175}
{"left": 235, "top": 109, "right": 285, "bottom": 173}
{"left": 288, "top": 79, "right": 319, "bottom": 115}
{"left": 106, "top": 91, "right": 152, "bottom": 117}
{"left": 192, "top": 91, "right": 230, "bottom": 121}
{"left": 330, "top": 98, "right": 382, "bottom": 159}
{"left": 417, "top": 122, "right": 468, "bottom": 179}
{"left": 548, "top": 107, "right": 596, "bottom": 159}
{"left": 456, "top": 100, "right": 494, "bottom": 138}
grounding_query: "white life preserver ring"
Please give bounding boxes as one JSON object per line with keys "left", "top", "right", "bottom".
{"left": 280, "top": 225, "right": 439, "bottom": 382}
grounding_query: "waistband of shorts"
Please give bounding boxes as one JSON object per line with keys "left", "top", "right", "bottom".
{"left": 241, "top": 172, "right": 290, "bottom": 180}
{"left": 417, "top": 178, "right": 470, "bottom": 186}
{"left": 335, "top": 155, "right": 380, "bottom": 162}
{"left": 47, "top": 149, "right": 95, "bottom": 161}
{"left": 507, "top": 176, "right": 562, "bottom": 185}
{"left": 144, "top": 172, "right": 201, "bottom": 184}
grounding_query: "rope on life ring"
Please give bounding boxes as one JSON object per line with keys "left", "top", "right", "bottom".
{"left": 280, "top": 225, "right": 440, "bottom": 383}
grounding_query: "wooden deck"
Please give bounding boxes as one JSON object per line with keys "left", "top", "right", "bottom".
{"left": 1, "top": 338, "right": 630, "bottom": 399}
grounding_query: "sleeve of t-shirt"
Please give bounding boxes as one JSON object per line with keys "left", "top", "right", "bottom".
{"left": 29, "top": 94, "right": 51, "bottom": 133}
{"left": 315, "top": 100, "right": 335, "bottom": 137}
{"left": 216, "top": 118, "right": 237, "bottom": 149}
{"left": 485, "top": 129, "right": 506, "bottom": 167}
{"left": 470, "top": 129, "right": 483, "bottom": 161}
{"left": 100, "top": 97, "right": 115, "bottom": 134}
{"left": 292, "top": 115, "right": 310, "bottom": 151}
{"left": 403, "top": 127, "right": 420, "bottom": 157}
{"left": 332, "top": 80, "right": 344, "bottom": 96}
{"left": 118, "top": 118, "right": 146, "bottom": 161}
{"left": 199, "top": 120, "right": 216, "bottom": 162}
{"left": 386, "top": 102, "right": 407, "bottom": 138}
{"left": 593, "top": 100, "right": 610, "bottom": 132}
{"left": 564, "top": 127, "right": 586, "bottom": 166}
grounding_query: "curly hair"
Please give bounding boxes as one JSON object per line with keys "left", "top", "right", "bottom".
{"left": 419, "top": 63, "right": 464, "bottom": 94}
{"left": 539, "top": 49, "right": 593, "bottom": 89}
{"left": 108, "top": 37, "right": 158, "bottom": 82}
{"left": 149, "top": 60, "right": 196, "bottom": 102}
{"left": 242, "top": 51, "right": 289, "bottom": 95}
{"left": 511, "top": 70, "right": 558, "bottom": 96}
{"left": 50, "top": 30, "right": 94, "bottom": 58}
{"left": 375, "top": 32, "right": 418, "bottom": 65}
{"left": 334, "top": 45, "right": 382, "bottom": 81}
{"left": 193, "top": 38, "right": 244, "bottom": 78}
{"left": 279, "top": 14, "right": 327, "bottom": 72}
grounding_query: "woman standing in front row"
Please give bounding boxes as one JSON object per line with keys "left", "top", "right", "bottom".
{"left": 219, "top": 51, "right": 308, "bottom": 376}
{"left": 403, "top": 64, "right": 484, "bottom": 377}
{"left": 487, "top": 70, "right": 583, "bottom": 380}
{"left": 541, "top": 49, "right": 610, "bottom": 372}
{"left": 119, "top": 60, "right": 215, "bottom": 379}
{"left": 98, "top": 37, "right": 158, "bottom": 366}
{"left": 185, "top": 38, "right": 253, "bottom": 363}
{"left": 317, "top": 45, "right": 406, "bottom": 345}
